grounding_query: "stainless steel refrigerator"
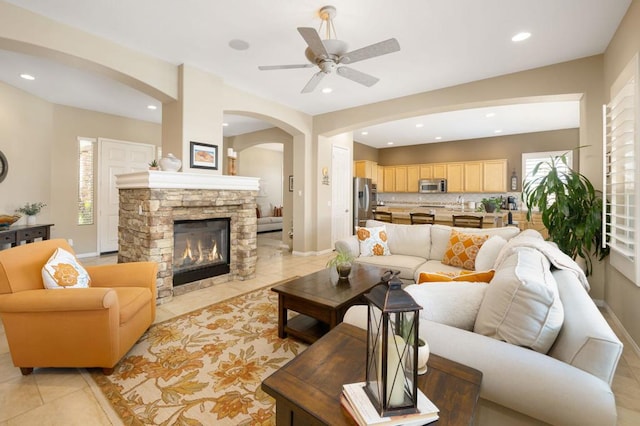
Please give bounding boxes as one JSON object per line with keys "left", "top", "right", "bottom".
{"left": 353, "top": 177, "right": 374, "bottom": 230}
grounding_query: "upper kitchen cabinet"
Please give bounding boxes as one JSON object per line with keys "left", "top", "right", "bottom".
{"left": 354, "top": 160, "right": 378, "bottom": 184}
{"left": 432, "top": 163, "right": 447, "bottom": 179}
{"left": 383, "top": 166, "right": 396, "bottom": 192}
{"left": 394, "top": 166, "right": 408, "bottom": 192}
{"left": 446, "top": 163, "right": 464, "bottom": 193}
{"left": 464, "top": 161, "right": 484, "bottom": 192}
{"left": 482, "top": 159, "right": 507, "bottom": 192}
{"left": 407, "top": 165, "right": 420, "bottom": 192}
{"left": 419, "top": 164, "right": 433, "bottom": 179}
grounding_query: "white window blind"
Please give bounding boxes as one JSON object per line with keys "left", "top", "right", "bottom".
{"left": 604, "top": 53, "right": 639, "bottom": 286}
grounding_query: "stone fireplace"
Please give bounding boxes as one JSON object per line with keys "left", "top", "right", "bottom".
{"left": 116, "top": 171, "right": 260, "bottom": 304}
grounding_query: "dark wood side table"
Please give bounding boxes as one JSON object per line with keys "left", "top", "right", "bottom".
{"left": 262, "top": 323, "right": 483, "bottom": 426}
{"left": 0, "top": 224, "right": 54, "bottom": 249}
{"left": 271, "top": 263, "right": 387, "bottom": 344}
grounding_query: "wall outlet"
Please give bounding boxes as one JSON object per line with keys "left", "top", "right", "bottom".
{"left": 68, "top": 238, "right": 74, "bottom": 246}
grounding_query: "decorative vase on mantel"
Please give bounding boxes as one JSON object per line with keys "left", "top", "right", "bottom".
{"left": 159, "top": 153, "right": 182, "bottom": 172}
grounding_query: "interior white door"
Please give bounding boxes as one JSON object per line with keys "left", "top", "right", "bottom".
{"left": 331, "top": 145, "right": 352, "bottom": 246}
{"left": 98, "top": 138, "right": 155, "bottom": 253}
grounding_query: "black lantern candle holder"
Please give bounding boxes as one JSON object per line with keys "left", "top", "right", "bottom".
{"left": 363, "top": 271, "right": 423, "bottom": 417}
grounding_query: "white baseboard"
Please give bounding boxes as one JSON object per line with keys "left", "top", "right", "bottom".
{"left": 76, "top": 252, "right": 100, "bottom": 259}
{"left": 291, "top": 248, "right": 333, "bottom": 257}
{"left": 603, "top": 302, "right": 640, "bottom": 357}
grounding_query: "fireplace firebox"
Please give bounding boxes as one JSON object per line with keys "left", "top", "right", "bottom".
{"left": 173, "top": 218, "right": 231, "bottom": 286}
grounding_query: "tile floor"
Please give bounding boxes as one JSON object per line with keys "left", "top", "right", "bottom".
{"left": 0, "top": 232, "right": 639, "bottom": 425}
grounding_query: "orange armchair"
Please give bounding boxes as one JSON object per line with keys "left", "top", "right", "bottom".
{"left": 0, "top": 239, "right": 157, "bottom": 375}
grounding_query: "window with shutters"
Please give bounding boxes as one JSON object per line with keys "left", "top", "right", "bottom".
{"left": 522, "top": 150, "right": 574, "bottom": 207}
{"left": 604, "top": 54, "right": 639, "bottom": 285}
{"left": 78, "top": 138, "right": 95, "bottom": 225}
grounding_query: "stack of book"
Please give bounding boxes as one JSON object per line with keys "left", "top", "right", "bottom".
{"left": 341, "top": 382, "right": 439, "bottom": 426}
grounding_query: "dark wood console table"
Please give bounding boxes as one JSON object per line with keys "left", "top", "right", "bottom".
{"left": 0, "top": 224, "right": 54, "bottom": 249}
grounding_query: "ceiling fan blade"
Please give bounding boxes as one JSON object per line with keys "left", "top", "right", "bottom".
{"left": 298, "top": 27, "right": 329, "bottom": 59}
{"left": 259, "top": 64, "right": 315, "bottom": 71}
{"left": 340, "top": 38, "right": 400, "bottom": 64}
{"left": 337, "top": 67, "right": 379, "bottom": 87}
{"left": 301, "top": 72, "right": 326, "bottom": 93}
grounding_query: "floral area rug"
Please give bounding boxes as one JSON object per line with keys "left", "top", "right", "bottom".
{"left": 91, "top": 281, "right": 307, "bottom": 426}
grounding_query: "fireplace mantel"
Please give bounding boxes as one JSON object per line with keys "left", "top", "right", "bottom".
{"left": 116, "top": 171, "right": 260, "bottom": 191}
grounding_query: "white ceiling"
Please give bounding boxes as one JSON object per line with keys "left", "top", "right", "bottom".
{"left": 0, "top": 0, "right": 631, "bottom": 147}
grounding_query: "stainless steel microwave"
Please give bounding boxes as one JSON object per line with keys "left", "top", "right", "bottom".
{"left": 419, "top": 179, "right": 447, "bottom": 193}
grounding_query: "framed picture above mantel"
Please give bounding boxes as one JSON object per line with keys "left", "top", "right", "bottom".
{"left": 190, "top": 141, "right": 218, "bottom": 170}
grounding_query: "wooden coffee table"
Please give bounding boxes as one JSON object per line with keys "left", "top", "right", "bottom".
{"left": 262, "top": 322, "right": 482, "bottom": 426}
{"left": 271, "top": 263, "right": 387, "bottom": 344}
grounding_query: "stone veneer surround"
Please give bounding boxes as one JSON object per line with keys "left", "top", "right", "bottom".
{"left": 116, "top": 172, "right": 259, "bottom": 304}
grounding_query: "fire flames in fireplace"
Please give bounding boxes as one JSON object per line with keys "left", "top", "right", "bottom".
{"left": 172, "top": 217, "right": 231, "bottom": 286}
{"left": 178, "top": 237, "right": 223, "bottom": 267}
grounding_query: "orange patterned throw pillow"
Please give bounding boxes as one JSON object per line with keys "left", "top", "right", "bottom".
{"left": 356, "top": 226, "right": 391, "bottom": 257}
{"left": 418, "top": 269, "right": 496, "bottom": 283}
{"left": 441, "top": 229, "right": 489, "bottom": 270}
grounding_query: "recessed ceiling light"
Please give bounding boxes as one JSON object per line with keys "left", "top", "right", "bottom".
{"left": 494, "top": 129, "right": 503, "bottom": 134}
{"left": 415, "top": 123, "right": 424, "bottom": 128}
{"left": 20, "top": 73, "right": 35, "bottom": 80}
{"left": 512, "top": 32, "right": 531, "bottom": 42}
{"left": 147, "top": 105, "right": 157, "bottom": 110}
{"left": 435, "top": 136, "right": 442, "bottom": 140}
{"left": 222, "top": 122, "right": 229, "bottom": 127}
{"left": 485, "top": 112, "right": 496, "bottom": 118}
{"left": 228, "top": 39, "right": 250, "bottom": 51}
{"left": 387, "top": 141, "right": 394, "bottom": 145}
{"left": 361, "top": 131, "right": 368, "bottom": 136}
{"left": 322, "top": 87, "right": 333, "bottom": 94}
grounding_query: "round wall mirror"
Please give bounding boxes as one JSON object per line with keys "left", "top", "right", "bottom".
{"left": 0, "top": 150, "right": 7, "bottom": 183}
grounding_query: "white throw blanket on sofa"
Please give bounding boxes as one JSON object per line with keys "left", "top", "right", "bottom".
{"left": 493, "top": 230, "right": 590, "bottom": 291}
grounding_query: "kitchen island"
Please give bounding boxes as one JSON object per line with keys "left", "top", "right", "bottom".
{"left": 374, "top": 205, "right": 509, "bottom": 228}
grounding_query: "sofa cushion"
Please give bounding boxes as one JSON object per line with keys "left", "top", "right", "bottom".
{"left": 354, "top": 255, "right": 425, "bottom": 281}
{"left": 475, "top": 235, "right": 508, "bottom": 271}
{"left": 42, "top": 248, "right": 91, "bottom": 289}
{"left": 418, "top": 269, "right": 495, "bottom": 283}
{"left": 441, "top": 229, "right": 489, "bottom": 270}
{"left": 258, "top": 202, "right": 272, "bottom": 217}
{"left": 356, "top": 226, "right": 390, "bottom": 257}
{"left": 430, "top": 225, "right": 519, "bottom": 262}
{"left": 405, "top": 282, "right": 488, "bottom": 331}
{"left": 474, "top": 247, "right": 564, "bottom": 353}
{"left": 366, "top": 220, "right": 431, "bottom": 258}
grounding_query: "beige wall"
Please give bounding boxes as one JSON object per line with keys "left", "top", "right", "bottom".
{"left": 0, "top": 82, "right": 53, "bottom": 231}
{"left": 353, "top": 142, "right": 379, "bottom": 162}
{"left": 603, "top": 0, "right": 640, "bottom": 350}
{"left": 0, "top": 83, "right": 161, "bottom": 254}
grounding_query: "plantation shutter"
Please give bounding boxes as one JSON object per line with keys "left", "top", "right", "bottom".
{"left": 604, "top": 53, "right": 639, "bottom": 286}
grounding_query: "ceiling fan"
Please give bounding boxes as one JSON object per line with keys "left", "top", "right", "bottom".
{"left": 258, "top": 5, "right": 400, "bottom": 93}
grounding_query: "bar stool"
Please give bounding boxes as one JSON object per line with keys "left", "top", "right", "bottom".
{"left": 374, "top": 211, "right": 392, "bottom": 223}
{"left": 452, "top": 215, "right": 483, "bottom": 228}
{"left": 410, "top": 212, "right": 435, "bottom": 224}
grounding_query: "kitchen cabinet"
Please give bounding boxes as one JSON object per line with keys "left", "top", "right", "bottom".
{"left": 394, "top": 166, "right": 408, "bottom": 192}
{"left": 383, "top": 167, "right": 396, "bottom": 192}
{"left": 432, "top": 163, "right": 447, "bottom": 179}
{"left": 407, "top": 165, "right": 420, "bottom": 192}
{"left": 446, "top": 163, "right": 464, "bottom": 192}
{"left": 354, "top": 160, "right": 378, "bottom": 184}
{"left": 419, "top": 164, "right": 433, "bottom": 179}
{"left": 377, "top": 166, "right": 385, "bottom": 191}
{"left": 464, "top": 162, "right": 483, "bottom": 192}
{"left": 483, "top": 159, "right": 507, "bottom": 192}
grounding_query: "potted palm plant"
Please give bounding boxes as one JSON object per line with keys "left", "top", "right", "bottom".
{"left": 522, "top": 152, "right": 608, "bottom": 276}
{"left": 326, "top": 247, "right": 355, "bottom": 281}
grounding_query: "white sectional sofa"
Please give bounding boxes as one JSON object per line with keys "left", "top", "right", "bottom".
{"left": 335, "top": 220, "right": 623, "bottom": 426}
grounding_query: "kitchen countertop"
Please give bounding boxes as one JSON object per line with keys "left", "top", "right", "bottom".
{"left": 373, "top": 204, "right": 511, "bottom": 227}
